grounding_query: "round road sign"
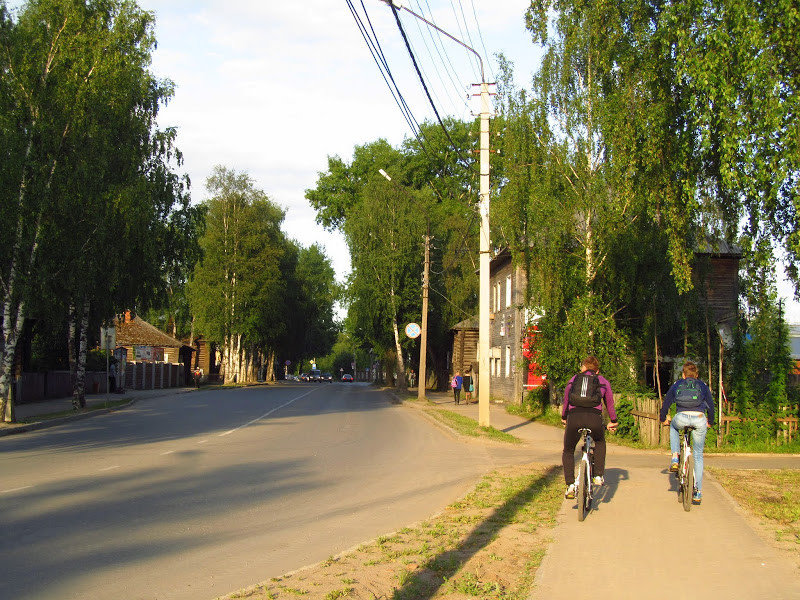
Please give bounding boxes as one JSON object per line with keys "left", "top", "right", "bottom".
{"left": 405, "top": 322, "right": 421, "bottom": 339}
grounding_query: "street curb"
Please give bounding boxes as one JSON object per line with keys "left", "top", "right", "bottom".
{"left": 393, "top": 392, "right": 530, "bottom": 447}
{"left": 0, "top": 397, "right": 140, "bottom": 438}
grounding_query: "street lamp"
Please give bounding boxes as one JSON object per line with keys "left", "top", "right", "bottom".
{"left": 379, "top": 1, "right": 492, "bottom": 426}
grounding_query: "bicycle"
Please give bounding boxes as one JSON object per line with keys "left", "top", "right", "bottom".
{"left": 575, "top": 427, "right": 594, "bottom": 521}
{"left": 676, "top": 425, "right": 696, "bottom": 512}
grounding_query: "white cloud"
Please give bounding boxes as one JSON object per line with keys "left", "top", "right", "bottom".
{"left": 136, "top": 0, "right": 538, "bottom": 284}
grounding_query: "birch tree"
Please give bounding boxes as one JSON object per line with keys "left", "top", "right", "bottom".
{"left": 188, "top": 166, "right": 287, "bottom": 383}
{"left": 1, "top": 0, "right": 191, "bottom": 417}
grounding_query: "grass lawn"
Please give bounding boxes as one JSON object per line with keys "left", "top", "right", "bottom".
{"left": 711, "top": 468, "right": 800, "bottom": 558}
{"left": 218, "top": 463, "right": 564, "bottom": 600}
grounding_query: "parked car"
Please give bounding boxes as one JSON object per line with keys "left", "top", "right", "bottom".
{"left": 341, "top": 373, "right": 353, "bottom": 382}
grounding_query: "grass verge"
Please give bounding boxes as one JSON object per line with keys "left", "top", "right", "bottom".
{"left": 218, "top": 463, "right": 564, "bottom": 600}
{"left": 711, "top": 468, "right": 800, "bottom": 559}
{"left": 15, "top": 399, "right": 131, "bottom": 423}
{"left": 422, "top": 406, "right": 522, "bottom": 444}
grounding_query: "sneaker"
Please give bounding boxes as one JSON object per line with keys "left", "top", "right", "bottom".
{"left": 592, "top": 475, "right": 604, "bottom": 486}
{"left": 669, "top": 458, "right": 679, "bottom": 472}
{"left": 692, "top": 491, "right": 702, "bottom": 504}
{"left": 564, "top": 484, "right": 576, "bottom": 499}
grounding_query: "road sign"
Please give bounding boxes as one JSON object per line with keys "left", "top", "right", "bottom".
{"left": 405, "top": 322, "right": 421, "bottom": 339}
{"left": 285, "top": 360, "right": 291, "bottom": 366}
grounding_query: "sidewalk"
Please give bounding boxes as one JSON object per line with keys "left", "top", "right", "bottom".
{"left": 0, "top": 386, "right": 198, "bottom": 437}
{"left": 405, "top": 389, "right": 800, "bottom": 600}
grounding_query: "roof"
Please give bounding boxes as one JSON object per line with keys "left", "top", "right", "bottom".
{"left": 451, "top": 315, "right": 479, "bottom": 331}
{"left": 694, "top": 238, "right": 743, "bottom": 258}
{"left": 115, "top": 316, "right": 188, "bottom": 348}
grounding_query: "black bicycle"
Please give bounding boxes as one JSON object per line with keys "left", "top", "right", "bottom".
{"left": 575, "top": 427, "right": 595, "bottom": 521}
{"left": 676, "top": 425, "right": 696, "bottom": 512}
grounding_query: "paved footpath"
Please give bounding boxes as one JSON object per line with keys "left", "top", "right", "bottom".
{"left": 420, "top": 394, "right": 800, "bottom": 600}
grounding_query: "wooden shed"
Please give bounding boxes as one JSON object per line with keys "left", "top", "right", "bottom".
{"left": 695, "top": 239, "right": 742, "bottom": 328}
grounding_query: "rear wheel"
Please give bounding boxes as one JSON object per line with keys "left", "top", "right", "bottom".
{"left": 577, "top": 460, "right": 588, "bottom": 521}
{"left": 683, "top": 455, "right": 694, "bottom": 512}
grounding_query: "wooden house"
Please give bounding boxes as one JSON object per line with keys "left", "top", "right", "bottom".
{"left": 115, "top": 312, "right": 194, "bottom": 389}
{"left": 450, "top": 248, "right": 530, "bottom": 404}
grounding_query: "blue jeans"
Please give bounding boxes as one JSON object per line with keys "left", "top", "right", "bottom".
{"left": 670, "top": 412, "right": 708, "bottom": 492}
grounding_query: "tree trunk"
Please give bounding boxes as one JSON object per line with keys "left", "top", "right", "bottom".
{"left": 266, "top": 349, "right": 276, "bottom": 382}
{"left": 68, "top": 304, "right": 78, "bottom": 408}
{"left": 392, "top": 319, "right": 407, "bottom": 392}
{"left": 0, "top": 299, "right": 25, "bottom": 423}
{"left": 73, "top": 300, "right": 90, "bottom": 409}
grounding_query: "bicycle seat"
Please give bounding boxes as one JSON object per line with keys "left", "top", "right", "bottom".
{"left": 681, "top": 425, "right": 696, "bottom": 432}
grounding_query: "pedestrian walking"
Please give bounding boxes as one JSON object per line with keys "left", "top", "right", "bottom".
{"left": 462, "top": 368, "right": 474, "bottom": 404}
{"left": 451, "top": 371, "right": 463, "bottom": 404}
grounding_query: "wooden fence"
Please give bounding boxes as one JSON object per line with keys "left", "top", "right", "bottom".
{"left": 619, "top": 394, "right": 799, "bottom": 445}
{"left": 719, "top": 415, "right": 799, "bottom": 443}
{"left": 620, "top": 394, "right": 669, "bottom": 447}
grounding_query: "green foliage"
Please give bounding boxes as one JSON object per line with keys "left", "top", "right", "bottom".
{"left": 85, "top": 350, "right": 116, "bottom": 373}
{"left": 538, "top": 294, "right": 635, "bottom": 394}
{"left": 729, "top": 239, "right": 794, "bottom": 420}
{"left": 306, "top": 121, "right": 482, "bottom": 388}
{"left": 0, "top": 0, "right": 194, "bottom": 406}
{"left": 188, "top": 166, "right": 287, "bottom": 347}
{"left": 612, "top": 399, "right": 640, "bottom": 442}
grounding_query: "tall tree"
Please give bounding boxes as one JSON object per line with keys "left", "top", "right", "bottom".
{"left": 0, "top": 0, "right": 186, "bottom": 417}
{"left": 188, "top": 166, "right": 287, "bottom": 383}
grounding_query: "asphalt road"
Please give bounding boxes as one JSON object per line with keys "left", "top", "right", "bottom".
{"left": 0, "top": 383, "right": 497, "bottom": 600}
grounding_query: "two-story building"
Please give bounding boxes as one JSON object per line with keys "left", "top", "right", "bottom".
{"left": 450, "top": 248, "right": 531, "bottom": 404}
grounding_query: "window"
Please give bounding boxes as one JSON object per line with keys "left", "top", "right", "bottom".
{"left": 505, "top": 346, "right": 511, "bottom": 377}
{"left": 506, "top": 275, "right": 512, "bottom": 308}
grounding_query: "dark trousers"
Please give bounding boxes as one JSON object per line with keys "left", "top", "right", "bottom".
{"left": 453, "top": 388, "right": 461, "bottom": 403}
{"left": 562, "top": 410, "right": 606, "bottom": 484}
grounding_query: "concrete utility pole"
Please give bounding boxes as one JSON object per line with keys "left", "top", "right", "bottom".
{"left": 419, "top": 228, "right": 430, "bottom": 400}
{"left": 476, "top": 81, "right": 491, "bottom": 427}
{"left": 380, "top": 0, "right": 493, "bottom": 426}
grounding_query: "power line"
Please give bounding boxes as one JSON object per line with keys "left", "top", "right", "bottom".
{"left": 389, "top": 3, "right": 461, "bottom": 154}
{"left": 413, "top": 0, "right": 472, "bottom": 114}
{"left": 448, "top": 0, "right": 482, "bottom": 81}
{"left": 468, "top": 0, "right": 496, "bottom": 82}
{"left": 407, "top": 4, "right": 467, "bottom": 116}
{"left": 346, "top": 0, "right": 429, "bottom": 151}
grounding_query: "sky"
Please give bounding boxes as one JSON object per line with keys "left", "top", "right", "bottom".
{"left": 133, "top": 0, "right": 540, "bottom": 279}
{"left": 8, "top": 0, "right": 799, "bottom": 322}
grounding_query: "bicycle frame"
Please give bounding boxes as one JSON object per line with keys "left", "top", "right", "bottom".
{"left": 575, "top": 427, "right": 594, "bottom": 521}
{"left": 677, "top": 426, "right": 695, "bottom": 511}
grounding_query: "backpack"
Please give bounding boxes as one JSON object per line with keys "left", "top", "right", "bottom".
{"left": 451, "top": 376, "right": 458, "bottom": 388}
{"left": 569, "top": 372, "right": 602, "bottom": 408}
{"left": 675, "top": 378, "right": 702, "bottom": 409}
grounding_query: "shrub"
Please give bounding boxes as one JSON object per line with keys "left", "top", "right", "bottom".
{"left": 612, "top": 398, "right": 640, "bottom": 442}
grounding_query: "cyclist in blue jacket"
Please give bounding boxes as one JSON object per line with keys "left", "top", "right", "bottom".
{"left": 659, "top": 361, "right": 715, "bottom": 504}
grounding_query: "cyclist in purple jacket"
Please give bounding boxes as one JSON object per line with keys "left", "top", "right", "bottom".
{"left": 562, "top": 356, "right": 618, "bottom": 499}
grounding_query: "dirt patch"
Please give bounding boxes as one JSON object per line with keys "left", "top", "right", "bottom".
{"left": 217, "top": 463, "right": 563, "bottom": 600}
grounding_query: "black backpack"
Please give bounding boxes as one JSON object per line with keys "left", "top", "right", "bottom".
{"left": 569, "top": 372, "right": 602, "bottom": 408}
{"left": 675, "top": 378, "right": 702, "bottom": 409}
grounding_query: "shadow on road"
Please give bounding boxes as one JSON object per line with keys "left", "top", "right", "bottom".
{"left": 389, "top": 465, "right": 561, "bottom": 600}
